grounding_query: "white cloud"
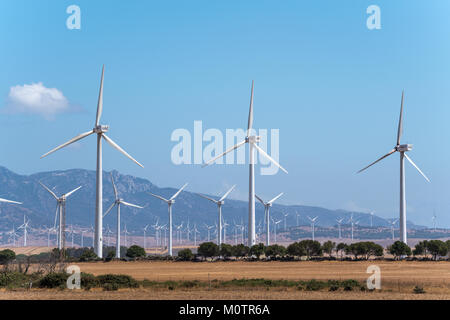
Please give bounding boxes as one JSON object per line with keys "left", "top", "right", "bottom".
{"left": 5, "top": 82, "right": 71, "bottom": 119}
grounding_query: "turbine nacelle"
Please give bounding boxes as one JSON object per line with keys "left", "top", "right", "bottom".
{"left": 94, "top": 125, "right": 109, "bottom": 134}
{"left": 396, "top": 144, "right": 412, "bottom": 152}
{"left": 246, "top": 136, "right": 261, "bottom": 143}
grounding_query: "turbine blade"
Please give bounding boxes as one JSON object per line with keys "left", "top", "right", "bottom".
{"left": 219, "top": 185, "right": 236, "bottom": 202}
{"left": 268, "top": 192, "right": 284, "bottom": 204}
{"left": 0, "top": 198, "right": 22, "bottom": 205}
{"left": 111, "top": 173, "right": 118, "bottom": 199}
{"left": 95, "top": 65, "right": 105, "bottom": 127}
{"left": 102, "top": 134, "right": 144, "bottom": 168}
{"left": 65, "top": 186, "right": 82, "bottom": 198}
{"left": 255, "top": 194, "right": 266, "bottom": 205}
{"left": 253, "top": 143, "right": 288, "bottom": 174}
{"left": 170, "top": 183, "right": 188, "bottom": 200}
{"left": 357, "top": 149, "right": 396, "bottom": 173}
{"left": 41, "top": 131, "right": 94, "bottom": 159}
{"left": 202, "top": 140, "right": 247, "bottom": 167}
{"left": 196, "top": 193, "right": 218, "bottom": 204}
{"left": 39, "top": 182, "right": 58, "bottom": 200}
{"left": 404, "top": 153, "right": 431, "bottom": 183}
{"left": 121, "top": 201, "right": 143, "bottom": 209}
{"left": 53, "top": 203, "right": 59, "bottom": 229}
{"left": 148, "top": 192, "right": 169, "bottom": 203}
{"left": 397, "top": 91, "right": 404, "bottom": 145}
{"left": 103, "top": 202, "right": 116, "bottom": 218}
{"left": 247, "top": 80, "right": 254, "bottom": 134}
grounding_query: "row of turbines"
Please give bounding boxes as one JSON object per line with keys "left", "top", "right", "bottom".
{"left": 1, "top": 66, "right": 432, "bottom": 258}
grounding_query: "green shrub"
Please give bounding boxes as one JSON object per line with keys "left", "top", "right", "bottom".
{"left": 103, "top": 283, "right": 119, "bottom": 291}
{"left": 329, "top": 285, "right": 339, "bottom": 291}
{"left": 81, "top": 273, "right": 99, "bottom": 290}
{"left": 97, "top": 274, "right": 139, "bottom": 289}
{"left": 305, "top": 279, "right": 326, "bottom": 291}
{"left": 126, "top": 245, "right": 146, "bottom": 259}
{"left": 38, "top": 272, "right": 69, "bottom": 289}
{"left": 413, "top": 286, "right": 425, "bottom": 294}
{"left": 0, "top": 249, "right": 16, "bottom": 265}
{"left": 178, "top": 249, "right": 194, "bottom": 261}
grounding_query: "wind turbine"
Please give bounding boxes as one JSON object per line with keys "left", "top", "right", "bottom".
{"left": 40, "top": 182, "right": 81, "bottom": 250}
{"left": 204, "top": 224, "right": 214, "bottom": 242}
{"left": 103, "top": 174, "right": 143, "bottom": 259}
{"left": 296, "top": 211, "right": 300, "bottom": 227}
{"left": 0, "top": 198, "right": 22, "bottom": 205}
{"left": 202, "top": 81, "right": 288, "bottom": 246}
{"left": 123, "top": 225, "right": 130, "bottom": 247}
{"left": 222, "top": 219, "right": 230, "bottom": 244}
{"left": 255, "top": 193, "right": 283, "bottom": 246}
{"left": 370, "top": 211, "right": 375, "bottom": 227}
{"left": 390, "top": 219, "right": 399, "bottom": 240}
{"left": 357, "top": 91, "right": 430, "bottom": 244}
{"left": 197, "top": 185, "right": 236, "bottom": 246}
{"left": 148, "top": 183, "right": 188, "bottom": 256}
{"left": 348, "top": 214, "right": 358, "bottom": 241}
{"left": 307, "top": 216, "right": 318, "bottom": 241}
{"left": 143, "top": 224, "right": 150, "bottom": 249}
{"left": 80, "top": 229, "right": 88, "bottom": 248}
{"left": 7, "top": 226, "right": 18, "bottom": 247}
{"left": 17, "top": 215, "right": 30, "bottom": 247}
{"left": 272, "top": 218, "right": 282, "bottom": 243}
{"left": 40, "top": 66, "right": 144, "bottom": 258}
{"left": 336, "top": 218, "right": 344, "bottom": 239}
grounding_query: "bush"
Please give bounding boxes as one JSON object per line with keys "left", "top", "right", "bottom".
{"left": 178, "top": 249, "right": 194, "bottom": 261}
{"left": 81, "top": 273, "right": 99, "bottom": 290}
{"left": 96, "top": 274, "right": 139, "bottom": 289}
{"left": 0, "top": 249, "right": 16, "bottom": 265}
{"left": 126, "top": 245, "right": 146, "bottom": 259}
{"left": 219, "top": 244, "right": 233, "bottom": 259}
{"left": 249, "top": 243, "right": 265, "bottom": 259}
{"left": 38, "top": 272, "right": 69, "bottom": 289}
{"left": 305, "top": 279, "right": 326, "bottom": 291}
{"left": 80, "top": 249, "right": 98, "bottom": 262}
{"left": 413, "top": 285, "right": 425, "bottom": 294}
{"left": 232, "top": 244, "right": 249, "bottom": 258}
{"left": 388, "top": 241, "right": 412, "bottom": 259}
{"left": 0, "top": 271, "right": 31, "bottom": 288}
{"left": 103, "top": 283, "right": 119, "bottom": 291}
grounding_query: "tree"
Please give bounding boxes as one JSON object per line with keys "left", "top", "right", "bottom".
{"left": 249, "top": 243, "right": 265, "bottom": 259}
{"left": 265, "top": 245, "right": 287, "bottom": 259}
{"left": 198, "top": 242, "right": 219, "bottom": 260}
{"left": 287, "top": 242, "right": 305, "bottom": 257}
{"left": 80, "top": 248, "right": 98, "bottom": 262}
{"left": 298, "top": 240, "right": 322, "bottom": 259}
{"left": 336, "top": 243, "right": 348, "bottom": 259}
{"left": 232, "top": 244, "right": 249, "bottom": 259}
{"left": 219, "top": 244, "right": 233, "bottom": 260}
{"left": 366, "top": 242, "right": 384, "bottom": 258}
{"left": 178, "top": 249, "right": 194, "bottom": 261}
{"left": 413, "top": 242, "right": 425, "bottom": 257}
{"left": 126, "top": 245, "right": 146, "bottom": 259}
{"left": 322, "top": 241, "right": 336, "bottom": 257}
{"left": 388, "top": 241, "right": 411, "bottom": 259}
{"left": 426, "top": 240, "right": 448, "bottom": 260}
{"left": 0, "top": 249, "right": 16, "bottom": 265}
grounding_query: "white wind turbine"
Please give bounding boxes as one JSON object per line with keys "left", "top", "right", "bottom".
{"left": 222, "top": 219, "right": 230, "bottom": 244}
{"left": 272, "top": 218, "right": 282, "bottom": 243}
{"left": 307, "top": 216, "right": 318, "bottom": 241}
{"left": 202, "top": 81, "right": 288, "bottom": 246}
{"left": 123, "top": 225, "right": 130, "bottom": 247}
{"left": 175, "top": 222, "right": 184, "bottom": 244}
{"left": 348, "top": 214, "right": 359, "bottom": 241}
{"left": 197, "top": 185, "right": 236, "bottom": 246}
{"left": 40, "top": 66, "right": 144, "bottom": 258}
{"left": 103, "top": 174, "right": 143, "bottom": 259}
{"left": 358, "top": 91, "right": 430, "bottom": 244}
{"left": 80, "top": 229, "right": 88, "bottom": 248}
{"left": 370, "top": 211, "right": 375, "bottom": 227}
{"left": 336, "top": 218, "right": 344, "bottom": 239}
{"left": 390, "top": 219, "right": 399, "bottom": 240}
{"left": 283, "top": 212, "right": 289, "bottom": 231}
{"left": 143, "top": 224, "right": 150, "bottom": 249}
{"left": 7, "top": 226, "right": 19, "bottom": 247}
{"left": 18, "top": 215, "right": 30, "bottom": 247}
{"left": 204, "top": 224, "right": 214, "bottom": 242}
{"left": 296, "top": 211, "right": 300, "bottom": 227}
{"left": 40, "top": 182, "right": 81, "bottom": 250}
{"left": 255, "top": 193, "right": 283, "bottom": 246}
{"left": 148, "top": 183, "right": 188, "bottom": 256}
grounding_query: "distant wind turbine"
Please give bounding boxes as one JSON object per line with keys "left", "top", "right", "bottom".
{"left": 148, "top": 183, "right": 188, "bottom": 256}
{"left": 255, "top": 193, "right": 283, "bottom": 246}
{"left": 336, "top": 218, "right": 344, "bottom": 239}
{"left": 17, "top": 215, "right": 30, "bottom": 247}
{"left": 307, "top": 216, "right": 318, "bottom": 241}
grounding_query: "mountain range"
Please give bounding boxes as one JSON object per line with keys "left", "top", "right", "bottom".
{"left": 0, "top": 166, "right": 427, "bottom": 234}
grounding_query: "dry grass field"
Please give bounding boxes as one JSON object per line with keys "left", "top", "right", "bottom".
{"left": 1, "top": 260, "right": 449, "bottom": 300}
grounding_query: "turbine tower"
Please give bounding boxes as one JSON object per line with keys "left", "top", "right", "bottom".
{"left": 272, "top": 218, "right": 282, "bottom": 243}
{"left": 40, "top": 66, "right": 144, "bottom": 258}
{"left": 197, "top": 185, "right": 236, "bottom": 246}
{"left": 202, "top": 81, "right": 288, "bottom": 246}
{"left": 104, "top": 174, "right": 143, "bottom": 259}
{"left": 358, "top": 91, "right": 430, "bottom": 244}
{"left": 307, "top": 216, "right": 318, "bottom": 241}
{"left": 390, "top": 219, "right": 399, "bottom": 240}
{"left": 18, "top": 215, "right": 30, "bottom": 247}
{"left": 432, "top": 211, "right": 437, "bottom": 231}
{"left": 336, "top": 218, "right": 344, "bottom": 239}
{"left": 40, "top": 182, "right": 81, "bottom": 250}
{"left": 255, "top": 193, "right": 283, "bottom": 246}
{"left": 370, "top": 211, "right": 374, "bottom": 227}
{"left": 148, "top": 183, "right": 188, "bottom": 256}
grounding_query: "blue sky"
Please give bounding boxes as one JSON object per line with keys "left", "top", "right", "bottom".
{"left": 1, "top": 1, "right": 449, "bottom": 227}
